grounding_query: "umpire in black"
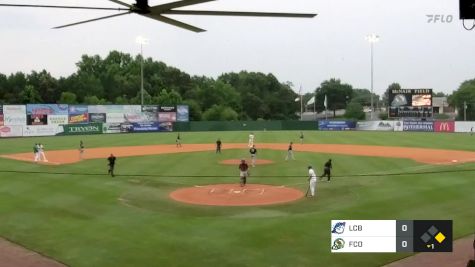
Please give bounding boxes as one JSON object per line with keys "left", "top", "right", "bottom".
{"left": 322, "top": 159, "right": 332, "bottom": 181}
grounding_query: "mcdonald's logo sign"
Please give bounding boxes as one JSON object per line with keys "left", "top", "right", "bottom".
{"left": 434, "top": 121, "right": 454, "bottom": 132}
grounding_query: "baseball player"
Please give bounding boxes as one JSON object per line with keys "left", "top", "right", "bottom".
{"left": 285, "top": 142, "right": 295, "bottom": 160}
{"left": 33, "top": 143, "right": 39, "bottom": 162}
{"left": 299, "top": 132, "right": 304, "bottom": 144}
{"left": 176, "top": 133, "right": 182, "bottom": 148}
{"left": 216, "top": 138, "right": 222, "bottom": 154}
{"left": 322, "top": 159, "right": 332, "bottom": 181}
{"left": 307, "top": 166, "right": 318, "bottom": 197}
{"left": 238, "top": 159, "right": 249, "bottom": 187}
{"left": 249, "top": 145, "right": 257, "bottom": 167}
{"left": 79, "top": 140, "right": 85, "bottom": 160}
{"left": 248, "top": 132, "right": 255, "bottom": 147}
{"left": 38, "top": 143, "right": 48, "bottom": 162}
{"left": 107, "top": 154, "right": 117, "bottom": 177}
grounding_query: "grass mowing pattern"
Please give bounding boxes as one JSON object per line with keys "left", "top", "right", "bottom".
{"left": 0, "top": 131, "right": 474, "bottom": 267}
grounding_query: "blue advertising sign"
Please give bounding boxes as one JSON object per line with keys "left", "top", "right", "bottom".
{"left": 68, "top": 105, "right": 88, "bottom": 115}
{"left": 176, "top": 105, "right": 189, "bottom": 122}
{"left": 27, "top": 104, "right": 69, "bottom": 115}
{"left": 130, "top": 122, "right": 160, "bottom": 132}
{"left": 402, "top": 121, "right": 434, "bottom": 132}
{"left": 319, "top": 120, "right": 357, "bottom": 131}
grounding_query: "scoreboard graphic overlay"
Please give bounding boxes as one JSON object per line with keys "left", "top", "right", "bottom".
{"left": 388, "top": 89, "right": 433, "bottom": 118}
{"left": 330, "top": 220, "right": 452, "bottom": 253}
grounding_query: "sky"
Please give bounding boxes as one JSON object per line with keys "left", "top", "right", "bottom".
{"left": 0, "top": 0, "right": 474, "bottom": 96}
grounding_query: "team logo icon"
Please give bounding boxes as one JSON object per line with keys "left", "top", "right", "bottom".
{"left": 331, "top": 238, "right": 345, "bottom": 250}
{"left": 331, "top": 222, "right": 346, "bottom": 234}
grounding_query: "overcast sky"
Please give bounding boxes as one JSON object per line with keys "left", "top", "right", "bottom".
{"left": 1, "top": 0, "right": 474, "bottom": 96}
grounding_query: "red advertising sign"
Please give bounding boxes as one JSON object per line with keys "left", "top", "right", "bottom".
{"left": 0, "top": 114, "right": 3, "bottom": 126}
{"left": 69, "top": 114, "right": 89, "bottom": 124}
{"left": 434, "top": 121, "right": 454, "bottom": 133}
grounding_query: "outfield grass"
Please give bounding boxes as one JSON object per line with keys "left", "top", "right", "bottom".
{"left": 0, "top": 131, "right": 474, "bottom": 267}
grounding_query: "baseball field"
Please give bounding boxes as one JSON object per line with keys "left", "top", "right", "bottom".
{"left": 0, "top": 131, "right": 474, "bottom": 267}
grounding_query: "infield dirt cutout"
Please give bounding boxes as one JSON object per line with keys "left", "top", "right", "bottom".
{"left": 170, "top": 184, "right": 305, "bottom": 206}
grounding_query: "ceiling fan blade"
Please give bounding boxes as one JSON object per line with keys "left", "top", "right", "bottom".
{"left": 53, "top": 12, "right": 131, "bottom": 29}
{"left": 0, "top": 3, "right": 128, "bottom": 11}
{"left": 108, "top": 0, "right": 134, "bottom": 8}
{"left": 142, "top": 14, "right": 206, "bottom": 32}
{"left": 150, "top": 0, "right": 216, "bottom": 12}
{"left": 163, "top": 10, "right": 317, "bottom": 18}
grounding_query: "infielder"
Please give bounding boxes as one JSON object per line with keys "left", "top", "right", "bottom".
{"left": 38, "top": 143, "right": 48, "bottom": 162}
{"left": 299, "top": 132, "right": 304, "bottom": 144}
{"left": 238, "top": 159, "right": 249, "bottom": 187}
{"left": 33, "top": 143, "right": 39, "bottom": 162}
{"left": 107, "top": 154, "right": 117, "bottom": 177}
{"left": 322, "top": 159, "right": 332, "bottom": 181}
{"left": 285, "top": 142, "right": 295, "bottom": 160}
{"left": 79, "top": 140, "right": 85, "bottom": 160}
{"left": 307, "top": 166, "right": 317, "bottom": 197}
{"left": 176, "top": 133, "right": 182, "bottom": 148}
{"left": 248, "top": 132, "right": 255, "bottom": 147}
{"left": 249, "top": 145, "right": 257, "bottom": 167}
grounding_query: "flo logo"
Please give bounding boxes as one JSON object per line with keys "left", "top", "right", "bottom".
{"left": 331, "top": 222, "right": 346, "bottom": 234}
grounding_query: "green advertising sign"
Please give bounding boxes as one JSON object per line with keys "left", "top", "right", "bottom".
{"left": 61, "top": 123, "right": 103, "bottom": 135}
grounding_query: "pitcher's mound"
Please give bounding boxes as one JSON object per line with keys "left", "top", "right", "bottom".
{"left": 170, "top": 184, "right": 304, "bottom": 206}
{"left": 219, "top": 159, "right": 274, "bottom": 165}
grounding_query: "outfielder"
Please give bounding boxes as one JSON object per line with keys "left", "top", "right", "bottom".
{"left": 248, "top": 132, "right": 255, "bottom": 147}
{"left": 249, "top": 145, "right": 257, "bottom": 167}
{"left": 307, "top": 166, "right": 318, "bottom": 197}
{"left": 285, "top": 142, "right": 295, "bottom": 160}
{"left": 238, "top": 159, "right": 249, "bottom": 187}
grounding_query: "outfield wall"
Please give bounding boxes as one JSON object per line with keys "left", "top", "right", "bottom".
{"left": 173, "top": 121, "right": 317, "bottom": 132}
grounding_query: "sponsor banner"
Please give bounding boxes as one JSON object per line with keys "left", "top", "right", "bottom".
{"left": 23, "top": 125, "right": 63, "bottom": 137}
{"left": 141, "top": 105, "right": 159, "bottom": 113}
{"left": 3, "top": 114, "right": 27, "bottom": 126}
{"left": 69, "top": 113, "right": 89, "bottom": 124}
{"left": 402, "top": 121, "right": 434, "bottom": 132}
{"left": 123, "top": 105, "right": 142, "bottom": 114}
{"left": 319, "top": 120, "right": 357, "bottom": 131}
{"left": 434, "top": 121, "right": 455, "bottom": 133}
{"left": 88, "top": 105, "right": 108, "bottom": 114}
{"left": 0, "top": 125, "right": 23, "bottom": 137}
{"left": 26, "top": 104, "right": 68, "bottom": 115}
{"left": 48, "top": 115, "right": 68, "bottom": 125}
{"left": 27, "top": 114, "right": 48, "bottom": 125}
{"left": 124, "top": 113, "right": 157, "bottom": 123}
{"left": 159, "top": 121, "right": 173, "bottom": 132}
{"left": 103, "top": 123, "right": 121, "bottom": 134}
{"left": 106, "top": 113, "right": 126, "bottom": 123}
{"left": 68, "top": 105, "right": 88, "bottom": 115}
{"left": 394, "top": 120, "right": 404, "bottom": 132}
{"left": 356, "top": 121, "right": 395, "bottom": 131}
{"left": 61, "top": 123, "right": 103, "bottom": 135}
{"left": 120, "top": 123, "right": 134, "bottom": 133}
{"left": 160, "top": 106, "right": 176, "bottom": 112}
{"left": 3, "top": 105, "right": 26, "bottom": 115}
{"left": 130, "top": 122, "right": 160, "bottom": 132}
{"left": 0, "top": 104, "right": 3, "bottom": 114}
{"left": 106, "top": 105, "right": 125, "bottom": 113}
{"left": 0, "top": 114, "right": 3, "bottom": 126}
{"left": 454, "top": 121, "right": 475, "bottom": 133}
{"left": 158, "top": 112, "right": 177, "bottom": 122}
{"left": 176, "top": 105, "right": 189, "bottom": 122}
{"left": 89, "top": 113, "right": 107, "bottom": 123}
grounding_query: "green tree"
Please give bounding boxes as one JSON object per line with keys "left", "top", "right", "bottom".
{"left": 58, "top": 92, "right": 78, "bottom": 104}
{"left": 344, "top": 100, "right": 365, "bottom": 120}
{"left": 183, "top": 99, "right": 202, "bottom": 121}
{"left": 383, "top": 83, "right": 401, "bottom": 107}
{"left": 83, "top": 95, "right": 107, "bottom": 104}
{"left": 449, "top": 78, "right": 475, "bottom": 120}
{"left": 19, "top": 85, "right": 42, "bottom": 104}
{"left": 202, "top": 105, "right": 238, "bottom": 121}
{"left": 315, "top": 78, "right": 353, "bottom": 116}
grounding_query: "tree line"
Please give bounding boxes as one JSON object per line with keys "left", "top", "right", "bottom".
{"left": 0, "top": 50, "right": 472, "bottom": 120}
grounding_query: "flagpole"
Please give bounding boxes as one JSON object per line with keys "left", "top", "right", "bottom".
{"left": 325, "top": 94, "right": 328, "bottom": 120}
{"left": 300, "top": 86, "right": 303, "bottom": 121}
{"left": 314, "top": 92, "right": 316, "bottom": 121}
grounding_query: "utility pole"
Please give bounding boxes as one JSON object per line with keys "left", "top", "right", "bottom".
{"left": 464, "top": 101, "right": 467, "bottom": 121}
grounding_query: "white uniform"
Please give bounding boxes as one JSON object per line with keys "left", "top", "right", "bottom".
{"left": 39, "top": 144, "right": 48, "bottom": 162}
{"left": 308, "top": 168, "right": 317, "bottom": 197}
{"left": 248, "top": 134, "right": 254, "bottom": 147}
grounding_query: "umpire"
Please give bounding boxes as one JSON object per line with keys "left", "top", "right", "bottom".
{"left": 322, "top": 159, "right": 332, "bottom": 181}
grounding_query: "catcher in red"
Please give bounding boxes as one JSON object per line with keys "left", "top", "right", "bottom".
{"left": 238, "top": 159, "right": 249, "bottom": 187}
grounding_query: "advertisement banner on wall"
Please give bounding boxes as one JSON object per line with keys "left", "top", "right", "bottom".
{"left": 319, "top": 120, "right": 357, "bottom": 131}
{"left": 0, "top": 114, "right": 3, "bottom": 126}
{"left": 27, "top": 104, "right": 69, "bottom": 115}
{"left": 48, "top": 115, "right": 68, "bottom": 125}
{"left": 356, "top": 121, "right": 395, "bottom": 131}
{"left": 141, "top": 105, "right": 159, "bottom": 113}
{"left": 23, "top": 125, "right": 63, "bottom": 137}
{"left": 454, "top": 121, "right": 475, "bottom": 133}
{"left": 27, "top": 114, "right": 48, "bottom": 125}
{"left": 68, "top": 105, "right": 88, "bottom": 124}
{"left": 61, "top": 123, "right": 103, "bottom": 135}
{"left": 88, "top": 105, "right": 108, "bottom": 113}
{"left": 394, "top": 120, "right": 404, "bottom": 132}
{"left": 0, "top": 105, "right": 3, "bottom": 114}
{"left": 158, "top": 112, "right": 176, "bottom": 122}
{"left": 103, "top": 123, "right": 121, "bottom": 134}
{"left": 106, "top": 105, "right": 125, "bottom": 113}
{"left": 3, "top": 105, "right": 26, "bottom": 115}
{"left": 123, "top": 105, "right": 142, "bottom": 114}
{"left": 0, "top": 125, "right": 23, "bottom": 137}
{"left": 176, "top": 105, "right": 189, "bottom": 122}
{"left": 89, "top": 113, "right": 107, "bottom": 123}
{"left": 69, "top": 114, "right": 89, "bottom": 124}
{"left": 106, "top": 113, "right": 125, "bottom": 123}
{"left": 130, "top": 122, "right": 161, "bottom": 132}
{"left": 434, "top": 121, "right": 455, "bottom": 133}
{"left": 159, "top": 121, "right": 173, "bottom": 132}
{"left": 402, "top": 121, "right": 434, "bottom": 132}
{"left": 3, "top": 114, "right": 27, "bottom": 126}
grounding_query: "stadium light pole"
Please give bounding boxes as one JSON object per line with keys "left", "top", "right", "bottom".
{"left": 136, "top": 36, "right": 149, "bottom": 106}
{"left": 366, "top": 34, "right": 379, "bottom": 120}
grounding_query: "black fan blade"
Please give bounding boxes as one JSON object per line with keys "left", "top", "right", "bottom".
{"left": 0, "top": 3, "right": 128, "bottom": 11}
{"left": 150, "top": 0, "right": 216, "bottom": 12}
{"left": 142, "top": 13, "right": 206, "bottom": 32}
{"left": 163, "top": 10, "right": 317, "bottom": 18}
{"left": 53, "top": 12, "right": 131, "bottom": 29}
{"left": 108, "top": 0, "right": 134, "bottom": 8}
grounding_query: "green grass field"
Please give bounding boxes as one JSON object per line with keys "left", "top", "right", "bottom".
{"left": 0, "top": 131, "right": 474, "bottom": 267}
